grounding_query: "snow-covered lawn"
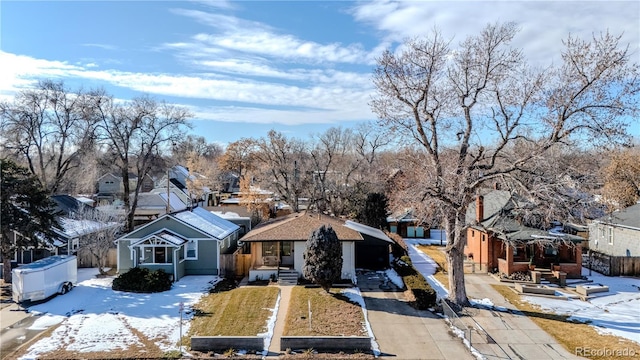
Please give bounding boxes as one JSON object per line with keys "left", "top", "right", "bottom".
{"left": 19, "top": 268, "right": 219, "bottom": 359}
{"left": 406, "top": 234, "right": 640, "bottom": 346}
{"left": 522, "top": 269, "right": 640, "bottom": 345}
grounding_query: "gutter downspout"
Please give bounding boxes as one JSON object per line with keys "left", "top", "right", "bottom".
{"left": 174, "top": 248, "right": 180, "bottom": 282}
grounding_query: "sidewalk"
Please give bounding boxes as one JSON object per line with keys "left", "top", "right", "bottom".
{"left": 405, "top": 242, "right": 585, "bottom": 359}
{"left": 463, "top": 273, "right": 584, "bottom": 359}
{"left": 358, "top": 272, "right": 474, "bottom": 360}
{"left": 267, "top": 285, "right": 292, "bottom": 355}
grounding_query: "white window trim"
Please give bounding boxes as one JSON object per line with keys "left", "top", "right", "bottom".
{"left": 607, "top": 226, "right": 614, "bottom": 245}
{"left": 139, "top": 245, "right": 173, "bottom": 265}
{"left": 185, "top": 240, "right": 198, "bottom": 260}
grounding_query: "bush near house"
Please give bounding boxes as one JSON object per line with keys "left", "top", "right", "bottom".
{"left": 112, "top": 267, "right": 172, "bottom": 293}
{"left": 393, "top": 256, "right": 437, "bottom": 309}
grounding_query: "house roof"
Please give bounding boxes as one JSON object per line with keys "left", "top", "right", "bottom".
{"left": 386, "top": 209, "right": 418, "bottom": 223}
{"left": 595, "top": 202, "right": 640, "bottom": 230}
{"left": 56, "top": 217, "right": 119, "bottom": 239}
{"left": 51, "top": 195, "right": 89, "bottom": 215}
{"left": 465, "top": 190, "right": 514, "bottom": 224}
{"left": 467, "top": 190, "right": 584, "bottom": 244}
{"left": 241, "top": 212, "right": 363, "bottom": 242}
{"left": 131, "top": 230, "right": 187, "bottom": 247}
{"left": 344, "top": 220, "right": 394, "bottom": 244}
{"left": 173, "top": 207, "right": 239, "bottom": 240}
{"left": 98, "top": 172, "right": 138, "bottom": 181}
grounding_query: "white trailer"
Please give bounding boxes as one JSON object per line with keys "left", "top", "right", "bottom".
{"left": 12, "top": 255, "right": 77, "bottom": 303}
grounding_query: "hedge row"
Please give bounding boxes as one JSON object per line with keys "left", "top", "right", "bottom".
{"left": 112, "top": 267, "right": 172, "bottom": 293}
{"left": 393, "top": 255, "right": 437, "bottom": 309}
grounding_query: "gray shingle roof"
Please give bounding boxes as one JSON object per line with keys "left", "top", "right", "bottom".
{"left": 241, "top": 212, "right": 363, "bottom": 242}
{"left": 596, "top": 202, "right": 640, "bottom": 229}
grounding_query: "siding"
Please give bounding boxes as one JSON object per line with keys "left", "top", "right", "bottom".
{"left": 589, "top": 223, "right": 640, "bottom": 257}
{"left": 122, "top": 217, "right": 209, "bottom": 240}
{"left": 184, "top": 240, "right": 219, "bottom": 275}
{"left": 118, "top": 239, "right": 134, "bottom": 273}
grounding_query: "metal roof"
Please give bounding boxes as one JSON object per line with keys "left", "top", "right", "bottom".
{"left": 174, "top": 207, "right": 239, "bottom": 240}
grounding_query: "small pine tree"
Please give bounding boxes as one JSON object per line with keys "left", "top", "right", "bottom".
{"left": 302, "top": 225, "right": 343, "bottom": 292}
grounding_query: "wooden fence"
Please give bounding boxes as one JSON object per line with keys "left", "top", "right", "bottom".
{"left": 76, "top": 248, "right": 117, "bottom": 269}
{"left": 584, "top": 251, "right": 640, "bottom": 276}
{"left": 220, "top": 252, "right": 252, "bottom": 279}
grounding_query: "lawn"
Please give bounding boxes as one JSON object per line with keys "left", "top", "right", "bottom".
{"left": 188, "top": 286, "right": 279, "bottom": 339}
{"left": 492, "top": 284, "right": 640, "bottom": 360}
{"left": 416, "top": 245, "right": 450, "bottom": 290}
{"left": 284, "top": 287, "right": 367, "bottom": 336}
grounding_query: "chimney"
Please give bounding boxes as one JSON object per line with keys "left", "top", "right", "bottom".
{"left": 476, "top": 195, "right": 484, "bottom": 223}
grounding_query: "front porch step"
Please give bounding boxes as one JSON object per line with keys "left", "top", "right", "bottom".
{"left": 278, "top": 270, "right": 299, "bottom": 286}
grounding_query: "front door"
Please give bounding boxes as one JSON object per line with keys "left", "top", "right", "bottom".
{"left": 280, "top": 241, "right": 294, "bottom": 267}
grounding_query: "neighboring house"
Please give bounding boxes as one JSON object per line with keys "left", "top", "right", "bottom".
{"left": 219, "top": 171, "right": 241, "bottom": 194}
{"left": 115, "top": 207, "right": 240, "bottom": 281}
{"left": 209, "top": 208, "right": 252, "bottom": 237}
{"left": 387, "top": 209, "right": 429, "bottom": 238}
{"left": 588, "top": 203, "right": 640, "bottom": 276}
{"left": 240, "top": 213, "right": 394, "bottom": 283}
{"left": 156, "top": 165, "right": 215, "bottom": 207}
{"left": 464, "top": 190, "right": 585, "bottom": 278}
{"left": 96, "top": 172, "right": 154, "bottom": 205}
{"left": 131, "top": 192, "right": 188, "bottom": 226}
{"left": 8, "top": 195, "right": 120, "bottom": 267}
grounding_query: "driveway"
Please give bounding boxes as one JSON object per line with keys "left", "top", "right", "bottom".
{"left": 357, "top": 271, "right": 474, "bottom": 360}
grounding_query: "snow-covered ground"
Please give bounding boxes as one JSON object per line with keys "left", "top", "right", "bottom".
{"left": 522, "top": 268, "right": 640, "bottom": 345}
{"left": 406, "top": 234, "right": 640, "bottom": 346}
{"left": 19, "top": 268, "right": 219, "bottom": 359}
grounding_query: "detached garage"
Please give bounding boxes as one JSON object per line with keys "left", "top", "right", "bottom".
{"left": 344, "top": 221, "right": 395, "bottom": 270}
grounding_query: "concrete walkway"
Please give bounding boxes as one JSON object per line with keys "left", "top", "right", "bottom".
{"left": 463, "top": 273, "right": 584, "bottom": 359}
{"left": 267, "top": 285, "right": 292, "bottom": 355}
{"left": 358, "top": 272, "right": 474, "bottom": 360}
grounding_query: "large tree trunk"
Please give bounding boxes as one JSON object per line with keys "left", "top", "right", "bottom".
{"left": 2, "top": 240, "right": 12, "bottom": 283}
{"left": 444, "top": 211, "right": 469, "bottom": 306}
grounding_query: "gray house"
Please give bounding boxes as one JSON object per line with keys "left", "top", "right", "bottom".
{"left": 588, "top": 203, "right": 640, "bottom": 276}
{"left": 115, "top": 207, "right": 240, "bottom": 281}
{"left": 589, "top": 203, "right": 640, "bottom": 256}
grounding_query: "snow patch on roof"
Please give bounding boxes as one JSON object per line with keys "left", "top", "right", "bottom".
{"left": 174, "top": 207, "right": 239, "bottom": 240}
{"left": 344, "top": 220, "right": 393, "bottom": 243}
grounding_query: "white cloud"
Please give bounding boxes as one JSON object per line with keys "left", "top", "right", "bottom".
{"left": 170, "top": 9, "right": 375, "bottom": 65}
{"left": 82, "top": 43, "right": 118, "bottom": 51}
{"left": 0, "top": 52, "right": 82, "bottom": 95}
{"left": 0, "top": 51, "right": 374, "bottom": 125}
{"left": 351, "top": 1, "right": 640, "bottom": 66}
{"left": 189, "top": 103, "right": 374, "bottom": 125}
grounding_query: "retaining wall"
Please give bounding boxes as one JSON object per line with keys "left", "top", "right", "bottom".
{"left": 280, "top": 336, "right": 372, "bottom": 352}
{"left": 190, "top": 336, "right": 264, "bottom": 352}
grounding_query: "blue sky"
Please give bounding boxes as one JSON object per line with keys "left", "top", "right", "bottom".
{"left": 1, "top": 1, "right": 638, "bottom": 146}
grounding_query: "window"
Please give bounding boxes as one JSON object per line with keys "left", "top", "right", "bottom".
{"left": 263, "top": 241, "right": 277, "bottom": 257}
{"left": 140, "top": 246, "right": 173, "bottom": 264}
{"left": 608, "top": 227, "right": 613, "bottom": 245}
{"left": 185, "top": 240, "right": 197, "bottom": 259}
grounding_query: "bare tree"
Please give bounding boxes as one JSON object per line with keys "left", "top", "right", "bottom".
{"left": 73, "top": 207, "right": 122, "bottom": 275}
{"left": 217, "top": 138, "right": 257, "bottom": 181}
{"left": 371, "top": 23, "right": 638, "bottom": 305}
{"left": 172, "top": 135, "right": 223, "bottom": 166}
{"left": 253, "top": 130, "right": 310, "bottom": 212}
{"left": 93, "top": 95, "right": 192, "bottom": 232}
{"left": 309, "top": 126, "right": 389, "bottom": 216}
{"left": 600, "top": 147, "right": 640, "bottom": 209}
{"left": 0, "top": 80, "right": 98, "bottom": 194}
